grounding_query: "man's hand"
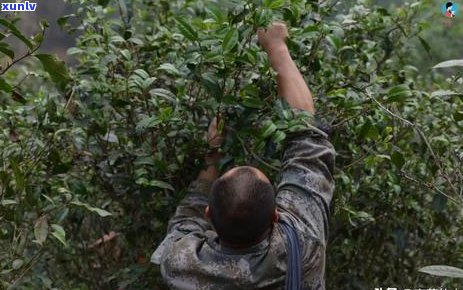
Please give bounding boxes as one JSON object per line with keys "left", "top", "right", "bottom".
{"left": 198, "top": 117, "right": 224, "bottom": 183}
{"left": 257, "top": 22, "right": 289, "bottom": 54}
{"left": 207, "top": 117, "right": 224, "bottom": 149}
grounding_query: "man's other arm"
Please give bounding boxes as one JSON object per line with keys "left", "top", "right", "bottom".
{"left": 166, "top": 151, "right": 221, "bottom": 235}
{"left": 151, "top": 121, "right": 222, "bottom": 264}
{"left": 166, "top": 118, "right": 223, "bottom": 235}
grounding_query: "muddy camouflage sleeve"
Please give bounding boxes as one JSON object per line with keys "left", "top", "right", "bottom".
{"left": 276, "top": 112, "right": 336, "bottom": 244}
{"left": 150, "top": 179, "right": 213, "bottom": 264}
{"left": 166, "top": 179, "right": 214, "bottom": 235}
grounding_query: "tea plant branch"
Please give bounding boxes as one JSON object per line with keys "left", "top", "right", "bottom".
{"left": 11, "top": 248, "right": 45, "bottom": 287}
{"left": 230, "top": 127, "right": 279, "bottom": 171}
{"left": 0, "top": 28, "right": 45, "bottom": 75}
{"left": 399, "top": 170, "right": 461, "bottom": 205}
{"left": 307, "top": 32, "right": 325, "bottom": 69}
{"left": 343, "top": 152, "right": 369, "bottom": 169}
{"left": 332, "top": 107, "right": 370, "bottom": 129}
{"left": 329, "top": 209, "right": 390, "bottom": 246}
{"left": 23, "top": 135, "right": 54, "bottom": 178}
{"left": 11, "top": 73, "right": 32, "bottom": 90}
{"left": 368, "top": 94, "right": 460, "bottom": 200}
{"left": 63, "top": 84, "right": 76, "bottom": 112}
{"left": 0, "top": 47, "right": 38, "bottom": 75}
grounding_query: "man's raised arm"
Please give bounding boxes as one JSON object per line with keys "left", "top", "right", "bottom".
{"left": 259, "top": 22, "right": 335, "bottom": 243}
{"left": 258, "top": 22, "right": 315, "bottom": 114}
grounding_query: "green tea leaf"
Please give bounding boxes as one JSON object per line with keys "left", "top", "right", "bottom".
{"left": 433, "top": 59, "right": 463, "bottom": 69}
{"left": 150, "top": 180, "right": 175, "bottom": 191}
{"left": 71, "top": 201, "right": 112, "bottom": 217}
{"left": 1, "top": 199, "right": 17, "bottom": 206}
{"left": 0, "top": 78, "right": 13, "bottom": 93}
{"left": 67, "top": 47, "right": 83, "bottom": 55}
{"left": 206, "top": 6, "right": 225, "bottom": 24}
{"left": 57, "top": 14, "right": 74, "bottom": 28}
{"left": 430, "top": 90, "right": 463, "bottom": 98}
{"left": 34, "top": 54, "right": 71, "bottom": 89}
{"left": 0, "top": 19, "right": 34, "bottom": 49}
{"left": 387, "top": 84, "right": 412, "bottom": 103}
{"left": 242, "top": 96, "right": 264, "bottom": 109}
{"left": 150, "top": 88, "right": 176, "bottom": 101}
{"left": 12, "top": 259, "right": 23, "bottom": 270}
{"left": 34, "top": 216, "right": 49, "bottom": 245}
{"left": 201, "top": 72, "right": 222, "bottom": 98}
{"left": 0, "top": 43, "right": 14, "bottom": 59}
{"left": 98, "top": 0, "right": 110, "bottom": 7}
{"left": 327, "top": 35, "right": 342, "bottom": 51}
{"left": 51, "top": 224, "right": 67, "bottom": 247}
{"left": 110, "top": 35, "right": 126, "bottom": 43}
{"left": 158, "top": 63, "right": 181, "bottom": 76}
{"left": 391, "top": 151, "right": 405, "bottom": 169}
{"left": 222, "top": 28, "right": 239, "bottom": 52}
{"left": 120, "top": 49, "right": 131, "bottom": 60}
{"left": 418, "top": 36, "right": 431, "bottom": 57}
{"left": 261, "top": 120, "right": 277, "bottom": 138}
{"left": 255, "top": 9, "right": 272, "bottom": 27}
{"left": 272, "top": 131, "right": 286, "bottom": 143}
{"left": 419, "top": 265, "right": 463, "bottom": 278}
{"left": 10, "top": 159, "right": 25, "bottom": 193}
{"left": 176, "top": 17, "right": 198, "bottom": 41}
{"left": 136, "top": 116, "right": 161, "bottom": 132}
{"left": 454, "top": 111, "right": 463, "bottom": 122}
{"left": 264, "top": 0, "right": 285, "bottom": 9}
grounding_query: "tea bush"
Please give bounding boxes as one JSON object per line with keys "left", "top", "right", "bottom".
{"left": 1, "top": 0, "right": 462, "bottom": 289}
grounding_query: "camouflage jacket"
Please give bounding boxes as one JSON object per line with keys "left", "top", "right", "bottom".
{"left": 151, "top": 115, "right": 336, "bottom": 290}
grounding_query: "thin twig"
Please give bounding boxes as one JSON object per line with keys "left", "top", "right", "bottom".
{"left": 399, "top": 170, "right": 461, "bottom": 205}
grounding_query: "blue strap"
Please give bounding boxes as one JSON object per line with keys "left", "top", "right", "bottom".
{"left": 280, "top": 219, "right": 302, "bottom": 290}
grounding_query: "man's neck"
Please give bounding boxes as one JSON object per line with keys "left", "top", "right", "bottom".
{"left": 219, "top": 227, "right": 272, "bottom": 249}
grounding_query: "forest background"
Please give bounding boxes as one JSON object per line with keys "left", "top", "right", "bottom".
{"left": 1, "top": 0, "right": 462, "bottom": 289}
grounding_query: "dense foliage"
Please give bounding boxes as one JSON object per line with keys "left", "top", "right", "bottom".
{"left": 1, "top": 0, "right": 462, "bottom": 289}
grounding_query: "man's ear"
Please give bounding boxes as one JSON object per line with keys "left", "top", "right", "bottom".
{"left": 272, "top": 209, "right": 280, "bottom": 223}
{"left": 205, "top": 206, "right": 212, "bottom": 219}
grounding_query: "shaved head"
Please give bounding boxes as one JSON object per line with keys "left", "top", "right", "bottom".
{"left": 209, "top": 166, "right": 276, "bottom": 245}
